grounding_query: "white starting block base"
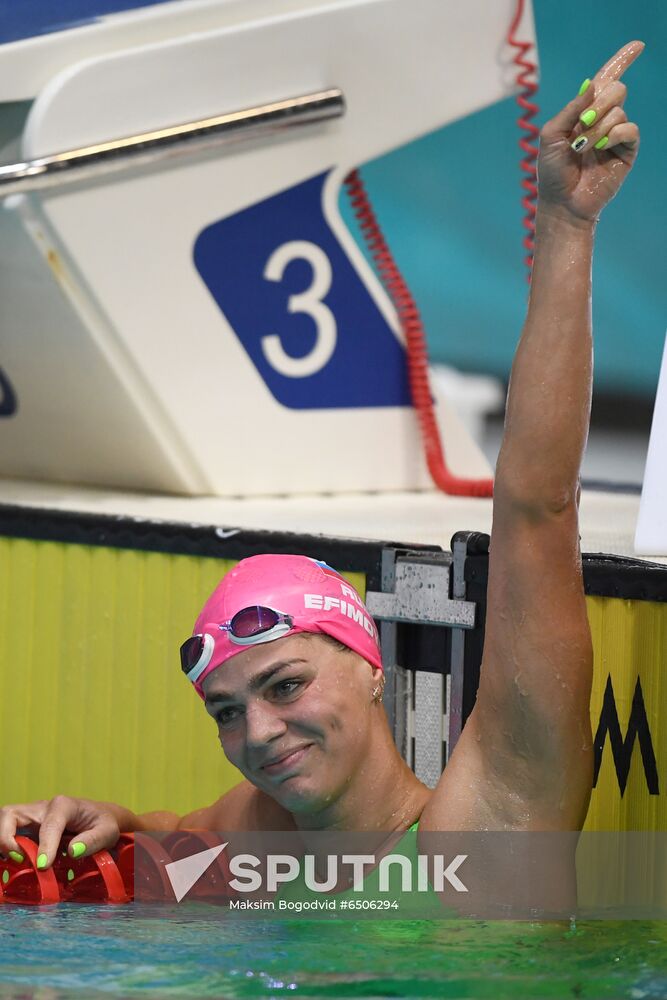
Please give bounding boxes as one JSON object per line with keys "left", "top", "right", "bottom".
{"left": 0, "top": 478, "right": 658, "bottom": 564}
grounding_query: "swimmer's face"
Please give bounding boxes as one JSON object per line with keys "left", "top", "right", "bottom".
{"left": 201, "top": 633, "right": 381, "bottom": 813}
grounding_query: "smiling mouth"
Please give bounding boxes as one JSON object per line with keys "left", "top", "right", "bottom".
{"left": 260, "top": 744, "right": 312, "bottom": 775}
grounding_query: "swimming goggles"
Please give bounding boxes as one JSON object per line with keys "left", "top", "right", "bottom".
{"left": 180, "top": 606, "right": 294, "bottom": 683}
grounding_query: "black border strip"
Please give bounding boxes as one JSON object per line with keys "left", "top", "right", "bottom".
{"left": 4, "top": 504, "right": 666, "bottom": 603}
{"left": 460, "top": 533, "right": 667, "bottom": 605}
{"left": 582, "top": 553, "right": 667, "bottom": 603}
{"left": 0, "top": 503, "right": 441, "bottom": 592}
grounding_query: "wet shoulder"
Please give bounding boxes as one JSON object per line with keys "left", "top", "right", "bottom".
{"left": 208, "top": 781, "right": 297, "bottom": 831}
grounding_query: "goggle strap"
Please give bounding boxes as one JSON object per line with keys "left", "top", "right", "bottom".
{"left": 185, "top": 633, "right": 215, "bottom": 683}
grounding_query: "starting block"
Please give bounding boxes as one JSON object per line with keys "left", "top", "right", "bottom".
{"left": 0, "top": 0, "right": 534, "bottom": 496}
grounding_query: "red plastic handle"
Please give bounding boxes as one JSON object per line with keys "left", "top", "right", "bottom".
{"left": 0, "top": 834, "right": 133, "bottom": 905}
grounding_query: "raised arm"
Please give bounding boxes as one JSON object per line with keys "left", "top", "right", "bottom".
{"left": 427, "top": 41, "right": 643, "bottom": 833}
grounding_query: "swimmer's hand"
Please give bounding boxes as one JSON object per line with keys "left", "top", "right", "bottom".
{"left": 537, "top": 40, "right": 643, "bottom": 222}
{"left": 0, "top": 796, "right": 124, "bottom": 869}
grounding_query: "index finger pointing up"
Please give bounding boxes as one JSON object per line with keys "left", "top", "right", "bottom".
{"left": 595, "top": 40, "right": 645, "bottom": 84}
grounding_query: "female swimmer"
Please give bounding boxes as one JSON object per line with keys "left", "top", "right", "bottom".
{"left": 0, "top": 41, "right": 644, "bottom": 869}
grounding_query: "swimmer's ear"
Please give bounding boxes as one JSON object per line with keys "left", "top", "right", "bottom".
{"left": 370, "top": 668, "right": 385, "bottom": 703}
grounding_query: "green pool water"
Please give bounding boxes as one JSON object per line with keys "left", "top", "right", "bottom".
{"left": 0, "top": 906, "right": 666, "bottom": 999}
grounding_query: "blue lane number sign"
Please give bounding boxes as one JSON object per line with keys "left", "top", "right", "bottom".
{"left": 193, "top": 171, "right": 411, "bottom": 410}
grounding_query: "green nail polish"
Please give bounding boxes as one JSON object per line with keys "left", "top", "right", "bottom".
{"left": 67, "top": 869, "right": 75, "bottom": 882}
{"left": 2, "top": 870, "right": 9, "bottom": 885}
{"left": 70, "top": 842, "right": 86, "bottom": 859}
{"left": 8, "top": 851, "right": 24, "bottom": 864}
{"left": 580, "top": 109, "right": 597, "bottom": 127}
{"left": 594, "top": 135, "right": 609, "bottom": 150}
{"left": 578, "top": 78, "right": 591, "bottom": 96}
{"left": 36, "top": 854, "right": 47, "bottom": 870}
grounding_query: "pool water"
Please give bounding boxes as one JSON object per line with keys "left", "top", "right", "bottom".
{"left": 0, "top": 906, "right": 666, "bottom": 999}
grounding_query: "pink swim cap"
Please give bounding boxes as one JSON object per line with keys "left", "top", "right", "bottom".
{"left": 186, "top": 554, "right": 382, "bottom": 698}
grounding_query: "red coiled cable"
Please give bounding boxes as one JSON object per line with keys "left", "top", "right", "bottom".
{"left": 344, "top": 169, "right": 493, "bottom": 497}
{"left": 343, "top": 0, "right": 538, "bottom": 497}
{"left": 507, "top": 0, "right": 540, "bottom": 279}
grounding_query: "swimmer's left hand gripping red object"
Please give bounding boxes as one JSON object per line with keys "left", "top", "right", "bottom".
{"left": 1, "top": 831, "right": 237, "bottom": 905}
{"left": 0, "top": 834, "right": 134, "bottom": 905}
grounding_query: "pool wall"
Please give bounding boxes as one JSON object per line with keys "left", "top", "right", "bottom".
{"left": 0, "top": 504, "right": 664, "bottom": 831}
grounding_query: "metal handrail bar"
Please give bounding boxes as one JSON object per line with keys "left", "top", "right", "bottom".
{"left": 0, "top": 88, "right": 345, "bottom": 196}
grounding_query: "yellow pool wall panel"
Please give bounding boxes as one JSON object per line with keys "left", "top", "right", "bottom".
{"left": 585, "top": 595, "right": 665, "bottom": 832}
{"left": 1, "top": 526, "right": 664, "bottom": 830}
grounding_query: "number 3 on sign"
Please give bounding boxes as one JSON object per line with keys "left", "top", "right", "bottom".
{"left": 193, "top": 170, "right": 411, "bottom": 410}
{"left": 261, "top": 240, "right": 337, "bottom": 378}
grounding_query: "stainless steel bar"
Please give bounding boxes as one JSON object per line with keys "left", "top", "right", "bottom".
{"left": 366, "top": 558, "right": 476, "bottom": 629}
{"left": 0, "top": 88, "right": 345, "bottom": 197}
{"left": 414, "top": 669, "right": 444, "bottom": 788}
{"left": 378, "top": 548, "right": 399, "bottom": 737}
{"left": 448, "top": 536, "right": 469, "bottom": 754}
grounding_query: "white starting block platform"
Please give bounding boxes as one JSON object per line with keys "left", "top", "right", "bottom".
{"left": 0, "top": 478, "right": 659, "bottom": 564}
{"left": 1, "top": 0, "right": 527, "bottom": 500}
